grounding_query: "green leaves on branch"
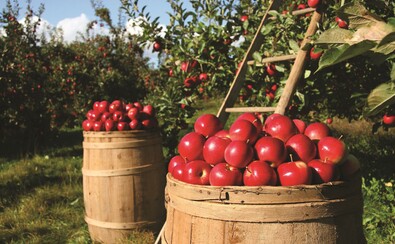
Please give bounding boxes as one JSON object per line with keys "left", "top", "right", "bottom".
{"left": 315, "top": 2, "right": 395, "bottom": 72}
{"left": 313, "top": 2, "right": 395, "bottom": 117}
{"left": 316, "top": 40, "right": 376, "bottom": 72}
{"left": 365, "top": 82, "right": 395, "bottom": 116}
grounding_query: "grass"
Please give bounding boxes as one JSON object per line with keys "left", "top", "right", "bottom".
{"left": 0, "top": 102, "right": 394, "bottom": 243}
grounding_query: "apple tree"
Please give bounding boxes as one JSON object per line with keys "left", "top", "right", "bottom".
{"left": 0, "top": 0, "right": 152, "bottom": 155}
{"left": 122, "top": 0, "right": 394, "bottom": 134}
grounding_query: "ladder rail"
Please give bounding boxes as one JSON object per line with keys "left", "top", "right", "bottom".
{"left": 216, "top": 0, "right": 283, "bottom": 125}
{"left": 274, "top": 10, "right": 322, "bottom": 115}
{"left": 217, "top": 2, "right": 323, "bottom": 125}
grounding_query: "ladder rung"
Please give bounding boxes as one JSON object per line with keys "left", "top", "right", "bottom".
{"left": 225, "top": 107, "right": 276, "bottom": 113}
{"left": 292, "top": 7, "right": 316, "bottom": 16}
{"left": 247, "top": 54, "right": 297, "bottom": 66}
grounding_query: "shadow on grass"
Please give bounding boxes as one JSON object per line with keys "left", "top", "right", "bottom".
{"left": 0, "top": 128, "right": 84, "bottom": 160}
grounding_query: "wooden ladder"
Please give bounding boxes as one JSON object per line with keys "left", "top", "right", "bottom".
{"left": 216, "top": 0, "right": 323, "bottom": 125}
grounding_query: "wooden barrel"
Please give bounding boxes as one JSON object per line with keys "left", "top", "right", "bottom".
{"left": 82, "top": 130, "right": 166, "bottom": 244}
{"left": 163, "top": 173, "right": 366, "bottom": 244}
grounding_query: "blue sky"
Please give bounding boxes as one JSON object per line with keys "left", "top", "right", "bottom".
{"left": 1, "top": 0, "right": 173, "bottom": 26}
{"left": 1, "top": 0, "right": 180, "bottom": 63}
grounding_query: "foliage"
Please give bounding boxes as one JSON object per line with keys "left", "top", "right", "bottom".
{"left": 0, "top": 0, "right": 151, "bottom": 156}
{"left": 362, "top": 177, "right": 395, "bottom": 242}
{"left": 313, "top": 2, "right": 395, "bottom": 119}
{"left": 122, "top": 0, "right": 395, "bottom": 132}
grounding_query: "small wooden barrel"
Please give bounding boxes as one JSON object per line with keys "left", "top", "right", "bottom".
{"left": 82, "top": 130, "right": 166, "bottom": 244}
{"left": 163, "top": 173, "right": 366, "bottom": 244}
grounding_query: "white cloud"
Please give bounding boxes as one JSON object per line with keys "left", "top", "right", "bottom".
{"left": 56, "top": 14, "right": 90, "bottom": 42}
{"left": 125, "top": 16, "right": 167, "bottom": 66}
{"left": 55, "top": 13, "right": 110, "bottom": 42}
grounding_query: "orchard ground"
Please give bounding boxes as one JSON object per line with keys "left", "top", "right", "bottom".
{"left": 0, "top": 98, "right": 394, "bottom": 243}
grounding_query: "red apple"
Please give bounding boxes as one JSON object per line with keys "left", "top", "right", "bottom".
{"left": 266, "top": 64, "right": 276, "bottom": 76}
{"left": 153, "top": 41, "right": 161, "bottom": 52}
{"left": 254, "top": 136, "right": 287, "bottom": 168}
{"left": 229, "top": 119, "right": 258, "bottom": 145}
{"left": 263, "top": 113, "right": 282, "bottom": 129}
{"left": 141, "top": 117, "right": 158, "bottom": 129}
{"left": 240, "top": 15, "right": 248, "bottom": 22}
{"left": 326, "top": 117, "right": 333, "bottom": 124}
{"left": 82, "top": 119, "right": 93, "bottom": 131}
{"left": 264, "top": 114, "right": 298, "bottom": 142}
{"left": 133, "top": 101, "right": 143, "bottom": 111}
{"left": 224, "top": 141, "right": 254, "bottom": 168}
{"left": 109, "top": 100, "right": 123, "bottom": 113}
{"left": 308, "top": 159, "right": 338, "bottom": 184}
{"left": 172, "top": 163, "right": 186, "bottom": 181}
{"left": 129, "top": 119, "right": 141, "bottom": 130}
{"left": 340, "top": 154, "right": 361, "bottom": 180}
{"left": 127, "top": 107, "right": 140, "bottom": 120}
{"left": 214, "top": 129, "right": 230, "bottom": 139}
{"left": 87, "top": 109, "right": 101, "bottom": 121}
{"left": 104, "top": 119, "right": 115, "bottom": 131}
{"left": 143, "top": 104, "right": 155, "bottom": 117}
{"left": 178, "top": 132, "right": 206, "bottom": 161}
{"left": 124, "top": 103, "right": 134, "bottom": 112}
{"left": 277, "top": 161, "right": 312, "bottom": 186}
{"left": 309, "top": 47, "right": 323, "bottom": 60}
{"left": 184, "top": 76, "right": 198, "bottom": 88}
{"left": 180, "top": 61, "right": 189, "bottom": 72}
{"left": 98, "top": 100, "right": 109, "bottom": 113}
{"left": 112, "top": 110, "right": 124, "bottom": 122}
{"left": 93, "top": 121, "right": 104, "bottom": 131}
{"left": 383, "top": 114, "right": 395, "bottom": 126}
{"left": 243, "top": 160, "right": 276, "bottom": 186}
{"left": 236, "top": 112, "right": 263, "bottom": 132}
{"left": 168, "top": 155, "right": 187, "bottom": 174}
{"left": 100, "top": 112, "right": 112, "bottom": 122}
{"left": 335, "top": 16, "right": 348, "bottom": 28}
{"left": 293, "top": 119, "right": 306, "bottom": 133}
{"left": 304, "top": 122, "right": 331, "bottom": 141}
{"left": 307, "top": 0, "right": 320, "bottom": 8}
{"left": 194, "top": 113, "right": 223, "bottom": 138}
{"left": 93, "top": 101, "right": 100, "bottom": 112}
{"left": 183, "top": 160, "right": 212, "bottom": 185}
{"left": 209, "top": 163, "right": 243, "bottom": 186}
{"left": 297, "top": 3, "right": 306, "bottom": 9}
{"left": 203, "top": 136, "right": 231, "bottom": 165}
{"left": 286, "top": 134, "right": 317, "bottom": 163}
{"left": 199, "top": 73, "right": 208, "bottom": 82}
{"left": 317, "top": 136, "right": 348, "bottom": 164}
{"left": 117, "top": 121, "right": 129, "bottom": 131}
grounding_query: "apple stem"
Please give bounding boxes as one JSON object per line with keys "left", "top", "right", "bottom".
{"left": 338, "top": 135, "right": 344, "bottom": 140}
{"left": 289, "top": 154, "right": 294, "bottom": 162}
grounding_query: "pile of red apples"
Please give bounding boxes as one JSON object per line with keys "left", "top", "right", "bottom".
{"left": 82, "top": 100, "right": 158, "bottom": 131}
{"left": 168, "top": 113, "right": 361, "bottom": 186}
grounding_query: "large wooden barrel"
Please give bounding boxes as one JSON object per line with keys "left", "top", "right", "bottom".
{"left": 163, "top": 173, "right": 365, "bottom": 244}
{"left": 82, "top": 130, "right": 166, "bottom": 244}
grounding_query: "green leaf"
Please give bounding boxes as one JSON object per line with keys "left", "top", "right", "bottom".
{"left": 391, "top": 63, "right": 395, "bottom": 81}
{"left": 378, "top": 32, "right": 395, "bottom": 47}
{"left": 365, "top": 82, "right": 395, "bottom": 116}
{"left": 316, "top": 40, "right": 376, "bottom": 72}
{"left": 289, "top": 40, "right": 299, "bottom": 53}
{"left": 338, "top": 2, "right": 383, "bottom": 29}
{"left": 252, "top": 52, "right": 262, "bottom": 63}
{"left": 315, "top": 28, "right": 354, "bottom": 44}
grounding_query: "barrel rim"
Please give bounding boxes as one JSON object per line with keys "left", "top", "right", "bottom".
{"left": 166, "top": 172, "right": 362, "bottom": 204}
{"left": 166, "top": 172, "right": 360, "bottom": 191}
{"left": 83, "top": 129, "right": 160, "bottom": 137}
